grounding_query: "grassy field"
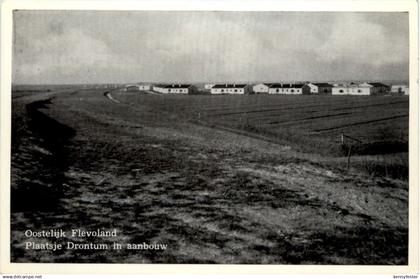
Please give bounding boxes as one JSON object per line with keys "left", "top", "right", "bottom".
{"left": 10, "top": 87, "right": 409, "bottom": 264}
{"left": 113, "top": 93, "right": 408, "bottom": 148}
{"left": 113, "top": 92, "right": 409, "bottom": 179}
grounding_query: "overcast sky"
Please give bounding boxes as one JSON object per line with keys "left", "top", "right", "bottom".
{"left": 13, "top": 11, "right": 408, "bottom": 84}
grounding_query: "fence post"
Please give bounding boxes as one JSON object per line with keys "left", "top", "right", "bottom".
{"left": 347, "top": 145, "right": 352, "bottom": 171}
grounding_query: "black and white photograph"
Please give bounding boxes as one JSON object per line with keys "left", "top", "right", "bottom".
{"left": 1, "top": 0, "right": 418, "bottom": 273}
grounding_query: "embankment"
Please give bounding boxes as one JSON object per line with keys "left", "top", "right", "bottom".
{"left": 11, "top": 97, "right": 76, "bottom": 212}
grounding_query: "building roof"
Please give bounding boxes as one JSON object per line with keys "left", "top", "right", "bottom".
{"left": 212, "top": 84, "right": 248, "bottom": 88}
{"left": 268, "top": 83, "right": 304, "bottom": 88}
{"left": 126, "top": 83, "right": 151, "bottom": 87}
{"left": 367, "top": 82, "right": 389, "bottom": 87}
{"left": 333, "top": 84, "right": 370, "bottom": 88}
{"left": 164, "top": 84, "right": 192, "bottom": 88}
{"left": 311, "top": 83, "right": 333, "bottom": 87}
{"left": 253, "top": 83, "right": 269, "bottom": 86}
{"left": 265, "top": 83, "right": 281, "bottom": 87}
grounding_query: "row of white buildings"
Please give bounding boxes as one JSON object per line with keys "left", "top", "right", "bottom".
{"left": 123, "top": 82, "right": 409, "bottom": 96}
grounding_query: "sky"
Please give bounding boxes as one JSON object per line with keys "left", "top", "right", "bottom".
{"left": 13, "top": 11, "right": 409, "bottom": 84}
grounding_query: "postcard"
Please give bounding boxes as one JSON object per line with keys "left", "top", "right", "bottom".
{"left": 0, "top": 0, "right": 418, "bottom": 275}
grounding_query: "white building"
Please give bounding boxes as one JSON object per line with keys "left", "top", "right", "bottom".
{"left": 153, "top": 84, "right": 195, "bottom": 94}
{"left": 210, "top": 84, "right": 251, "bottom": 94}
{"left": 332, "top": 84, "right": 371, "bottom": 95}
{"left": 268, "top": 83, "right": 304, "bottom": 94}
{"left": 252, "top": 83, "right": 270, "bottom": 94}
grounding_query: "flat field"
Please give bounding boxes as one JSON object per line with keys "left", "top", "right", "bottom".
{"left": 114, "top": 93, "right": 409, "bottom": 152}
{"left": 10, "top": 88, "right": 409, "bottom": 264}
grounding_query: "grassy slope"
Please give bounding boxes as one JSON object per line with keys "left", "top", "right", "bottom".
{"left": 11, "top": 89, "right": 408, "bottom": 264}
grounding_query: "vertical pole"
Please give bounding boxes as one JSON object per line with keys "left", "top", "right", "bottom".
{"left": 341, "top": 133, "right": 344, "bottom": 144}
{"left": 347, "top": 145, "right": 352, "bottom": 171}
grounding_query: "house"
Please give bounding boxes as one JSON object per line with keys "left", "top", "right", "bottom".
{"left": 210, "top": 84, "right": 251, "bottom": 94}
{"left": 268, "top": 83, "right": 304, "bottom": 94}
{"left": 165, "top": 84, "right": 194, "bottom": 94}
{"left": 332, "top": 83, "right": 371, "bottom": 95}
{"left": 302, "top": 83, "right": 333, "bottom": 94}
{"left": 359, "top": 82, "right": 390, "bottom": 95}
{"left": 153, "top": 84, "right": 196, "bottom": 94}
{"left": 391, "top": 85, "right": 409, "bottom": 95}
{"left": 252, "top": 83, "right": 270, "bottom": 94}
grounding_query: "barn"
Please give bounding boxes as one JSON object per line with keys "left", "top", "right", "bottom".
{"left": 268, "top": 83, "right": 304, "bottom": 94}
{"left": 332, "top": 84, "right": 371, "bottom": 95}
{"left": 210, "top": 84, "right": 251, "bottom": 94}
{"left": 252, "top": 83, "right": 270, "bottom": 94}
{"left": 302, "top": 83, "right": 333, "bottom": 94}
